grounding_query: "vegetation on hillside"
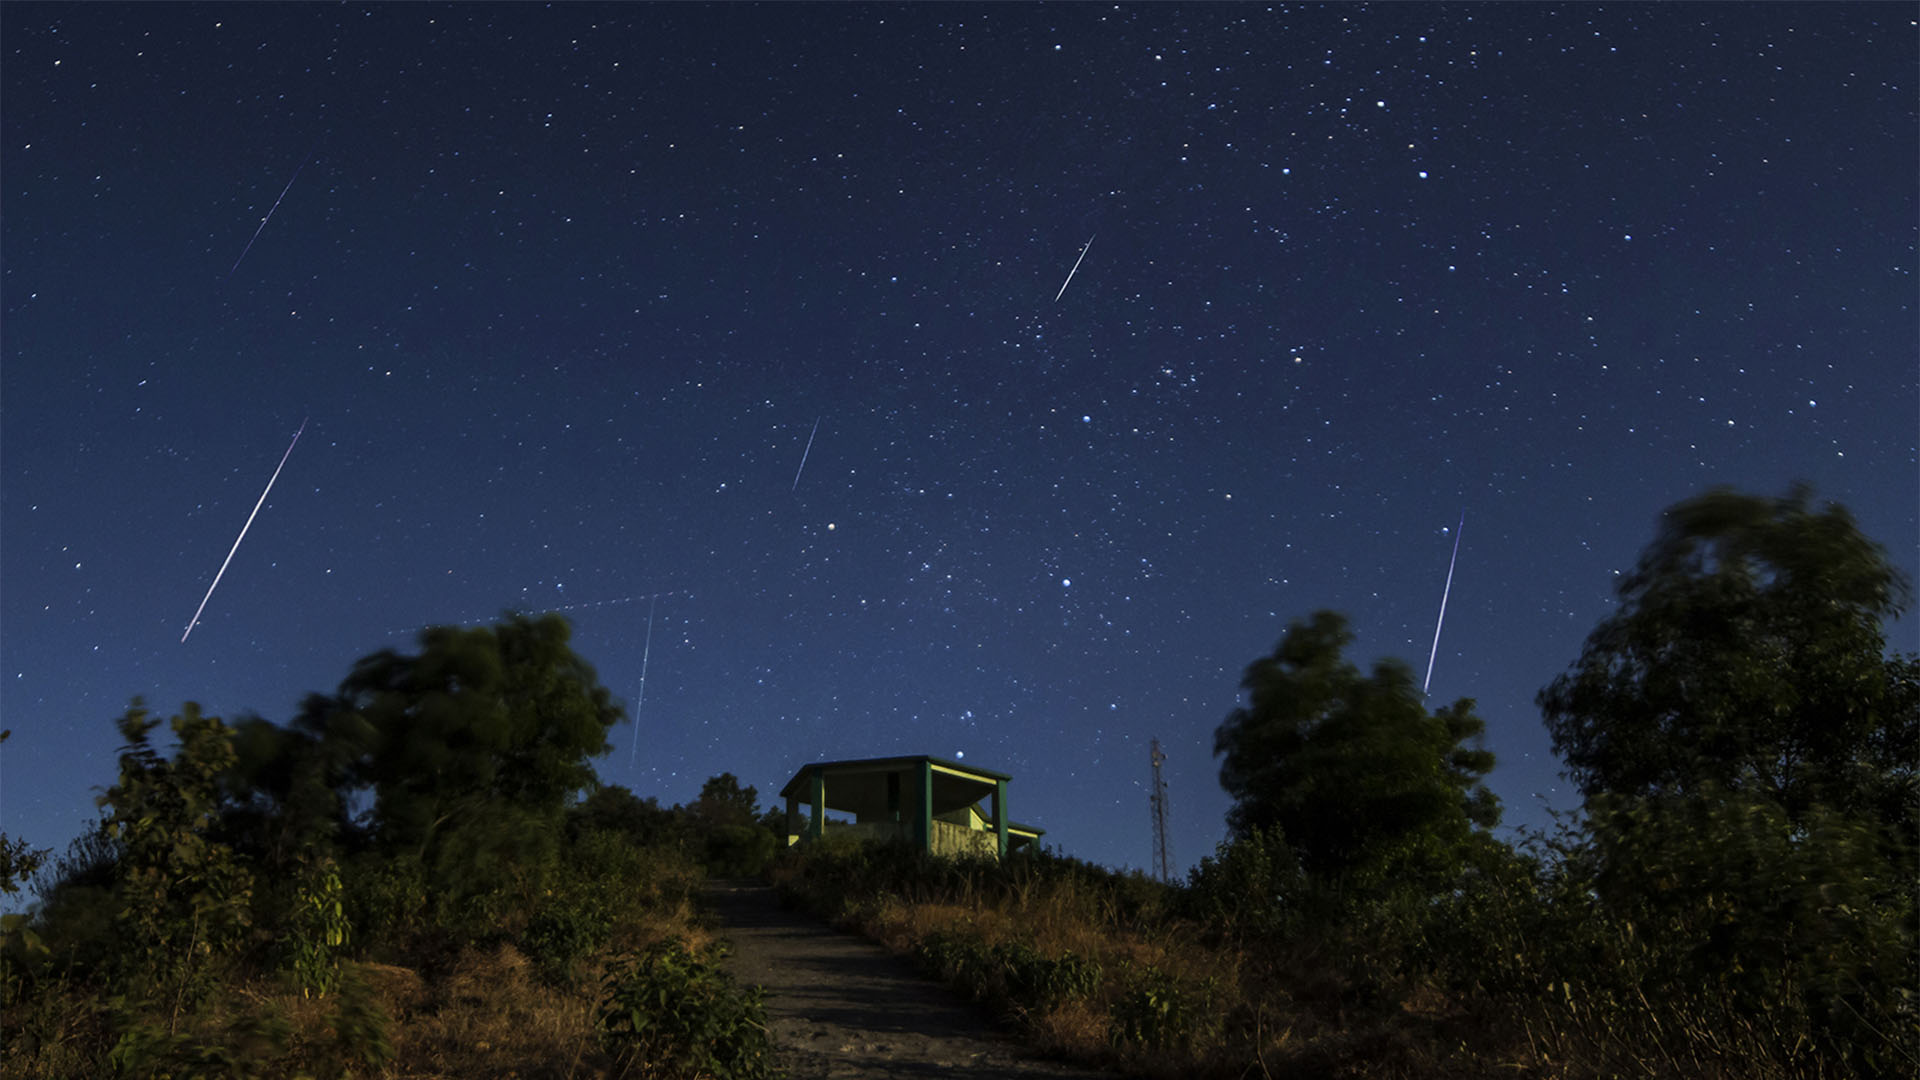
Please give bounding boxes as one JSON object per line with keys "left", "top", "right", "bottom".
{"left": 774, "top": 486, "right": 1917, "bottom": 1079}
{"left": 0, "top": 613, "right": 780, "bottom": 1079}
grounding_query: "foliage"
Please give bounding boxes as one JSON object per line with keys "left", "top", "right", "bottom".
{"left": 2, "top": 615, "right": 729, "bottom": 1080}
{"left": 568, "top": 783, "right": 679, "bottom": 848}
{"left": 1529, "top": 486, "right": 1919, "bottom": 1075}
{"left": 703, "top": 823, "right": 778, "bottom": 878}
{"left": 338, "top": 614, "right": 623, "bottom": 893}
{"left": 216, "top": 695, "right": 365, "bottom": 877}
{"left": 314, "top": 965, "right": 395, "bottom": 1075}
{"left": 912, "top": 930, "right": 1103, "bottom": 1016}
{"left": 281, "top": 859, "right": 351, "bottom": 998}
{"left": 105, "top": 1008, "right": 291, "bottom": 1079}
{"left": 0, "top": 731, "right": 51, "bottom": 898}
{"left": 691, "top": 772, "right": 763, "bottom": 828}
{"left": 1214, "top": 610, "right": 1500, "bottom": 896}
{"left": 1181, "top": 824, "right": 1307, "bottom": 946}
{"left": 597, "top": 938, "right": 773, "bottom": 1080}
{"left": 1586, "top": 785, "right": 1914, "bottom": 1075}
{"left": 523, "top": 897, "right": 613, "bottom": 986}
{"left": 1106, "top": 961, "right": 1217, "bottom": 1053}
{"left": 339, "top": 851, "right": 428, "bottom": 958}
{"left": 1539, "top": 484, "right": 1915, "bottom": 832}
{"left": 98, "top": 702, "right": 254, "bottom": 1014}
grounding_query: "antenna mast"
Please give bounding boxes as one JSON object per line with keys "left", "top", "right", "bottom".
{"left": 1149, "top": 738, "right": 1172, "bottom": 883}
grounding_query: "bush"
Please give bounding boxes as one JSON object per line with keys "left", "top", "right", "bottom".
{"left": 913, "top": 933, "right": 1101, "bottom": 1017}
{"left": 1182, "top": 825, "right": 1305, "bottom": 945}
{"left": 1107, "top": 961, "right": 1216, "bottom": 1053}
{"left": 596, "top": 938, "right": 773, "bottom": 1080}
{"left": 703, "top": 824, "right": 778, "bottom": 879}
{"left": 522, "top": 898, "right": 612, "bottom": 985}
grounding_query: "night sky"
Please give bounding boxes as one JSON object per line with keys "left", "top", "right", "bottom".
{"left": 3, "top": 4, "right": 1914, "bottom": 879}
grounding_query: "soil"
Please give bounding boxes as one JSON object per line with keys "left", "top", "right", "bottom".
{"left": 705, "top": 881, "right": 1124, "bottom": 1080}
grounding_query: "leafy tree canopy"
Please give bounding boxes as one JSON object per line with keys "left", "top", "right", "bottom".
{"left": 692, "top": 772, "right": 764, "bottom": 829}
{"left": 1537, "top": 484, "right": 1916, "bottom": 832}
{"left": 335, "top": 613, "right": 624, "bottom": 867}
{"left": 1214, "top": 610, "right": 1499, "bottom": 891}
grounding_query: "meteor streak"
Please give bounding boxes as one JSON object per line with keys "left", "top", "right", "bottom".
{"left": 1053, "top": 235, "right": 1094, "bottom": 302}
{"left": 791, "top": 416, "right": 820, "bottom": 491}
{"left": 1423, "top": 510, "right": 1465, "bottom": 694}
{"left": 181, "top": 418, "right": 308, "bottom": 643}
{"left": 227, "top": 145, "right": 315, "bottom": 278}
{"left": 629, "top": 596, "right": 656, "bottom": 770}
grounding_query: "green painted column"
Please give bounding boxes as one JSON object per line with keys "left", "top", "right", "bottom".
{"left": 915, "top": 760, "right": 933, "bottom": 851}
{"left": 993, "top": 778, "right": 1009, "bottom": 859}
{"left": 809, "top": 768, "right": 825, "bottom": 841}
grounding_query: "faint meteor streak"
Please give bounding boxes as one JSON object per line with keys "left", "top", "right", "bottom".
{"left": 791, "top": 416, "right": 821, "bottom": 491}
{"left": 628, "top": 596, "right": 656, "bottom": 769}
{"left": 1423, "top": 510, "right": 1465, "bottom": 694}
{"left": 1053, "top": 235, "right": 1094, "bottom": 302}
{"left": 181, "top": 418, "right": 307, "bottom": 643}
{"left": 227, "top": 146, "right": 315, "bottom": 278}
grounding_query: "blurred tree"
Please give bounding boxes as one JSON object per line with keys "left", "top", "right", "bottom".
{"left": 567, "top": 783, "right": 679, "bottom": 847}
{"left": 1214, "top": 610, "right": 1500, "bottom": 893}
{"left": 218, "top": 693, "right": 370, "bottom": 873}
{"left": 1536, "top": 487, "right": 1917, "bottom": 1074}
{"left": 1537, "top": 484, "right": 1916, "bottom": 834}
{"left": 334, "top": 613, "right": 623, "bottom": 902}
{"left": 0, "top": 730, "right": 50, "bottom": 896}
{"left": 686, "top": 774, "right": 779, "bottom": 877}
{"left": 98, "top": 702, "right": 254, "bottom": 1008}
{"left": 691, "top": 772, "right": 763, "bottom": 828}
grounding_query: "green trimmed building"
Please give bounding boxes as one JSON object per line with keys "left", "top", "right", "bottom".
{"left": 779, "top": 755, "right": 1044, "bottom": 859}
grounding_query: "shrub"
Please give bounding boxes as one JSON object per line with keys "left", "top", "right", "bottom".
{"left": 996, "top": 940, "right": 1103, "bottom": 1014}
{"left": 1107, "top": 961, "right": 1216, "bottom": 1053}
{"left": 1182, "top": 825, "right": 1304, "bottom": 945}
{"left": 105, "top": 1008, "right": 291, "bottom": 1079}
{"left": 596, "top": 938, "right": 773, "bottom": 1080}
{"left": 703, "top": 824, "right": 778, "bottom": 878}
{"left": 281, "top": 860, "right": 351, "bottom": 998}
{"left": 522, "top": 898, "right": 612, "bottom": 985}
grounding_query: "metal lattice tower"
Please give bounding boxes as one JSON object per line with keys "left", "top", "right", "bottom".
{"left": 1149, "top": 738, "right": 1172, "bottom": 883}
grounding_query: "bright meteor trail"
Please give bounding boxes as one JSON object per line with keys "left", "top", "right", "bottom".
{"left": 1423, "top": 510, "right": 1464, "bottom": 695}
{"left": 1054, "top": 235, "right": 1094, "bottom": 302}
{"left": 181, "top": 418, "right": 307, "bottom": 643}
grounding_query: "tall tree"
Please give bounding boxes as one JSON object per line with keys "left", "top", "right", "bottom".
{"left": 1214, "top": 610, "right": 1499, "bottom": 891}
{"left": 691, "top": 772, "right": 763, "bottom": 828}
{"left": 98, "top": 702, "right": 254, "bottom": 1007}
{"left": 337, "top": 613, "right": 624, "bottom": 881}
{"left": 1537, "top": 485, "right": 1915, "bottom": 832}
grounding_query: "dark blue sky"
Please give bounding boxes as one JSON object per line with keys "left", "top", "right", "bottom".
{"left": 4, "top": 3, "right": 1914, "bottom": 877}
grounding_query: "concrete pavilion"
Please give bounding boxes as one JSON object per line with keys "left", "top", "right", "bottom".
{"left": 778, "top": 755, "right": 1044, "bottom": 860}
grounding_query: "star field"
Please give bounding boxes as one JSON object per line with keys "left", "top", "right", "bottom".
{"left": 3, "top": 4, "right": 1914, "bottom": 877}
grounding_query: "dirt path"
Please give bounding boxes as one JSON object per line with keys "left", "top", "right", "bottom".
{"left": 705, "top": 881, "right": 1122, "bottom": 1080}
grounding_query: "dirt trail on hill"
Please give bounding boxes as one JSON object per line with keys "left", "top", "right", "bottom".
{"left": 705, "top": 881, "right": 1122, "bottom": 1080}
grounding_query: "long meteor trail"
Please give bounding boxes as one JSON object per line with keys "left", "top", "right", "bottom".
{"left": 1054, "top": 235, "right": 1094, "bottom": 302}
{"left": 1423, "top": 510, "right": 1465, "bottom": 694}
{"left": 227, "top": 146, "right": 315, "bottom": 278}
{"left": 181, "top": 418, "right": 308, "bottom": 643}
{"left": 628, "top": 596, "right": 656, "bottom": 770}
{"left": 791, "top": 416, "right": 820, "bottom": 491}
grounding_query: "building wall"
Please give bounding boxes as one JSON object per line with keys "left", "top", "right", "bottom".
{"left": 930, "top": 817, "right": 998, "bottom": 858}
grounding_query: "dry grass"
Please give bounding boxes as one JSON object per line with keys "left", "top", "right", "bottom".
{"left": 392, "top": 944, "right": 599, "bottom": 1078}
{"left": 1, "top": 900, "right": 712, "bottom": 1080}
